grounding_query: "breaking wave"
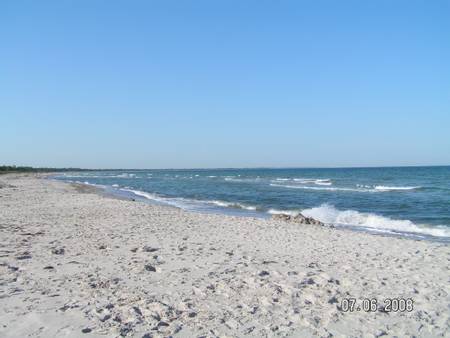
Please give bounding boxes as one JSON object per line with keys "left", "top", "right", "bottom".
{"left": 301, "top": 204, "right": 450, "bottom": 238}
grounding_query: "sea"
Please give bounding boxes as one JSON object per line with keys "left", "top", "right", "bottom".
{"left": 54, "top": 166, "right": 450, "bottom": 242}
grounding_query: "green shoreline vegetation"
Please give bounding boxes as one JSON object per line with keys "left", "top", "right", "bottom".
{"left": 0, "top": 165, "right": 89, "bottom": 174}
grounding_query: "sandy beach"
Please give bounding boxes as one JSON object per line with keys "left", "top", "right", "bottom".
{"left": 0, "top": 174, "right": 449, "bottom": 337}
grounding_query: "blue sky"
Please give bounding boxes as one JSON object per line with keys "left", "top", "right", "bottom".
{"left": 1, "top": 0, "right": 449, "bottom": 169}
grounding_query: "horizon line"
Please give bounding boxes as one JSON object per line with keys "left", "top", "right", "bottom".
{"left": 4, "top": 164, "right": 450, "bottom": 171}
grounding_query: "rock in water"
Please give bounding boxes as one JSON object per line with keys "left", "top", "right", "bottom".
{"left": 271, "top": 213, "right": 324, "bottom": 226}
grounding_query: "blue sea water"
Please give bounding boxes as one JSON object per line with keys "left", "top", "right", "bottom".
{"left": 54, "top": 166, "right": 450, "bottom": 241}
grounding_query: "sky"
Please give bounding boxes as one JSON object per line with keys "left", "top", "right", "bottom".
{"left": 1, "top": 0, "right": 449, "bottom": 169}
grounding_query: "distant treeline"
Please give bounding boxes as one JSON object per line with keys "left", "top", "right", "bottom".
{"left": 0, "top": 166, "right": 90, "bottom": 174}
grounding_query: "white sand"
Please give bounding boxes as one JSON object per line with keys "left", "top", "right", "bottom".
{"left": 0, "top": 174, "right": 449, "bottom": 337}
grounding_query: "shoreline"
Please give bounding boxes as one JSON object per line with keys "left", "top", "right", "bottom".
{"left": 1, "top": 174, "right": 449, "bottom": 337}
{"left": 56, "top": 176, "right": 450, "bottom": 244}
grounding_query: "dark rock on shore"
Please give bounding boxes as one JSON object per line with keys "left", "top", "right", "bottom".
{"left": 271, "top": 213, "right": 324, "bottom": 226}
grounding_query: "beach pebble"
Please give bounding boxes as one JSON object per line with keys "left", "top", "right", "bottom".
{"left": 301, "top": 278, "right": 315, "bottom": 285}
{"left": 120, "top": 325, "right": 132, "bottom": 336}
{"left": 143, "top": 245, "right": 159, "bottom": 252}
{"left": 100, "top": 314, "right": 111, "bottom": 322}
{"left": 144, "top": 264, "right": 156, "bottom": 272}
{"left": 259, "top": 270, "right": 270, "bottom": 277}
{"left": 51, "top": 248, "right": 65, "bottom": 255}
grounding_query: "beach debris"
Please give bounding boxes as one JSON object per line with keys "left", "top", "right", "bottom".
{"left": 259, "top": 270, "right": 270, "bottom": 277}
{"left": 262, "top": 260, "right": 277, "bottom": 264}
{"left": 133, "top": 306, "right": 143, "bottom": 316}
{"left": 6, "top": 265, "right": 19, "bottom": 271}
{"left": 16, "top": 252, "right": 32, "bottom": 260}
{"left": 81, "top": 327, "right": 92, "bottom": 333}
{"left": 157, "top": 321, "right": 169, "bottom": 328}
{"left": 51, "top": 247, "right": 65, "bottom": 255}
{"left": 119, "top": 324, "right": 132, "bottom": 336}
{"left": 144, "top": 264, "right": 156, "bottom": 272}
{"left": 20, "top": 231, "right": 44, "bottom": 236}
{"left": 271, "top": 213, "right": 324, "bottom": 226}
{"left": 143, "top": 245, "right": 159, "bottom": 253}
{"left": 300, "top": 277, "right": 315, "bottom": 285}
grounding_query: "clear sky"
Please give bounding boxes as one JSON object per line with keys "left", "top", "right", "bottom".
{"left": 1, "top": 0, "right": 449, "bottom": 169}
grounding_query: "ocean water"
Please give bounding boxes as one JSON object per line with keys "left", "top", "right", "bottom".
{"left": 54, "top": 166, "right": 450, "bottom": 241}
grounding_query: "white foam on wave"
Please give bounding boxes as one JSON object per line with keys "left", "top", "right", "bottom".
{"left": 117, "top": 173, "right": 136, "bottom": 178}
{"left": 224, "top": 177, "right": 261, "bottom": 183}
{"left": 271, "top": 183, "right": 420, "bottom": 193}
{"left": 70, "top": 180, "right": 105, "bottom": 188}
{"left": 315, "top": 179, "right": 332, "bottom": 186}
{"left": 270, "top": 183, "right": 362, "bottom": 192}
{"left": 208, "top": 200, "right": 257, "bottom": 211}
{"left": 120, "top": 188, "right": 258, "bottom": 212}
{"left": 63, "top": 173, "right": 138, "bottom": 179}
{"left": 121, "top": 188, "right": 204, "bottom": 210}
{"left": 374, "top": 185, "right": 421, "bottom": 191}
{"left": 267, "top": 209, "right": 301, "bottom": 216}
{"left": 122, "top": 189, "right": 166, "bottom": 203}
{"left": 274, "top": 178, "right": 333, "bottom": 186}
{"left": 301, "top": 204, "right": 450, "bottom": 238}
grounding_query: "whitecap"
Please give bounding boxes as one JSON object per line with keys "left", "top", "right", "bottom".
{"left": 270, "top": 183, "right": 362, "bottom": 192}
{"left": 208, "top": 200, "right": 257, "bottom": 211}
{"left": 374, "top": 185, "right": 421, "bottom": 191}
